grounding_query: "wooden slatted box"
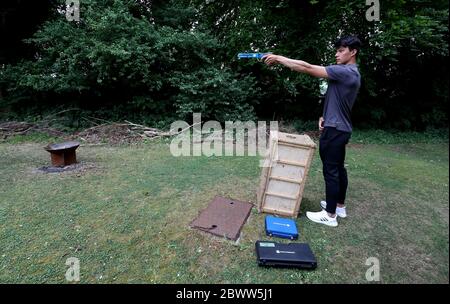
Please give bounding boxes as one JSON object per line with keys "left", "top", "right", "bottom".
{"left": 257, "top": 131, "right": 316, "bottom": 218}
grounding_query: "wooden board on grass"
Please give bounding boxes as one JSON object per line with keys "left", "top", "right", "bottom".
{"left": 257, "top": 131, "right": 316, "bottom": 218}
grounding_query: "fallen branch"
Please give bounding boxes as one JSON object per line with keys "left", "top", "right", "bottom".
{"left": 147, "top": 122, "right": 201, "bottom": 140}
{"left": 124, "top": 120, "right": 160, "bottom": 132}
{"left": 42, "top": 108, "right": 80, "bottom": 120}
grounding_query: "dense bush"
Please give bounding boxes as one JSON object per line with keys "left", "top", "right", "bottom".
{"left": 0, "top": 0, "right": 259, "bottom": 124}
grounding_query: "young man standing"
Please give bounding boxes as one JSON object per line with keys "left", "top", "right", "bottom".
{"left": 263, "top": 36, "right": 361, "bottom": 227}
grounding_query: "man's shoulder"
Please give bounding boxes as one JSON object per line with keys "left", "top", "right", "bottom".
{"left": 326, "top": 64, "right": 359, "bottom": 72}
{"left": 326, "top": 64, "right": 360, "bottom": 81}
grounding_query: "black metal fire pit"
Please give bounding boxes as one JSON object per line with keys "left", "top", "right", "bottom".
{"left": 44, "top": 141, "right": 80, "bottom": 167}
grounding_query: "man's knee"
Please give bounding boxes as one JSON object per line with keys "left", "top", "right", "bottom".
{"left": 323, "top": 162, "right": 340, "bottom": 179}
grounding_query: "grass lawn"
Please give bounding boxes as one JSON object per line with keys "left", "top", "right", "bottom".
{"left": 0, "top": 135, "right": 448, "bottom": 283}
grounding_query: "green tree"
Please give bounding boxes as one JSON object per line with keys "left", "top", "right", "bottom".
{"left": 0, "top": 0, "right": 259, "bottom": 123}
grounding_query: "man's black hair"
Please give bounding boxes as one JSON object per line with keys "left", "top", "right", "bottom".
{"left": 334, "top": 36, "right": 362, "bottom": 57}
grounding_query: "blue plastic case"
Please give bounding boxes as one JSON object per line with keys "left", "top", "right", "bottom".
{"left": 265, "top": 215, "right": 298, "bottom": 240}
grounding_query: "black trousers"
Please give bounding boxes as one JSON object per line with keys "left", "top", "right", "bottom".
{"left": 319, "top": 127, "right": 351, "bottom": 214}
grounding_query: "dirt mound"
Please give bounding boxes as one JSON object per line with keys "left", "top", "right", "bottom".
{"left": 71, "top": 123, "right": 144, "bottom": 144}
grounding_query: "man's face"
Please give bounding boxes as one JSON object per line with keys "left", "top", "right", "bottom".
{"left": 335, "top": 46, "right": 356, "bottom": 64}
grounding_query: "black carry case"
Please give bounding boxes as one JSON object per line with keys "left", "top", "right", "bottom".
{"left": 255, "top": 241, "right": 317, "bottom": 269}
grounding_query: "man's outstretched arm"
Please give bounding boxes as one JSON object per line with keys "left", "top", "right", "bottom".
{"left": 263, "top": 54, "right": 328, "bottom": 79}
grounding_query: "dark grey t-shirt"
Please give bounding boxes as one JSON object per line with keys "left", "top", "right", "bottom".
{"left": 323, "top": 64, "right": 361, "bottom": 133}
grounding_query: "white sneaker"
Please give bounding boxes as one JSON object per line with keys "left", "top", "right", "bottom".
{"left": 306, "top": 210, "right": 338, "bottom": 227}
{"left": 320, "top": 200, "right": 347, "bottom": 218}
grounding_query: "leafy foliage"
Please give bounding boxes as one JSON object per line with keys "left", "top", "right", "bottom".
{"left": 0, "top": 0, "right": 448, "bottom": 129}
{"left": 0, "top": 0, "right": 258, "bottom": 123}
{"left": 191, "top": 0, "right": 449, "bottom": 128}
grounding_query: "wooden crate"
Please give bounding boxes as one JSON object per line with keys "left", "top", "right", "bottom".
{"left": 257, "top": 131, "right": 316, "bottom": 218}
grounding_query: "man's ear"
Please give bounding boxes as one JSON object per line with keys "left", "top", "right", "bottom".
{"left": 351, "top": 49, "right": 357, "bottom": 57}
